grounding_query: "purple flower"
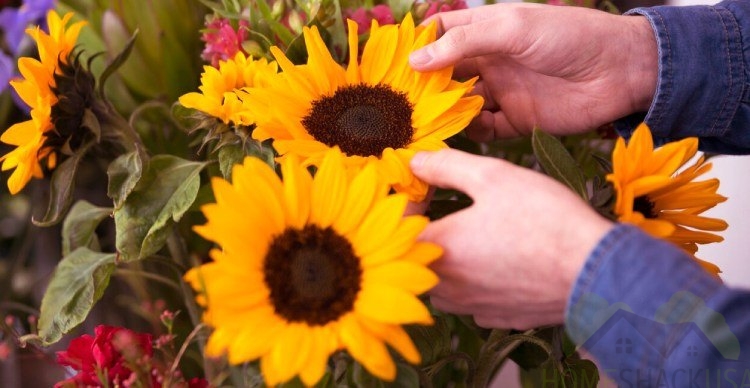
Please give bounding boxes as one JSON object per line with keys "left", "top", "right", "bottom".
{"left": 0, "top": 0, "right": 55, "bottom": 55}
{"left": 0, "top": 52, "right": 12, "bottom": 94}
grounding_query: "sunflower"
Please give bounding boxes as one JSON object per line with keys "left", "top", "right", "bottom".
{"left": 178, "top": 52, "right": 279, "bottom": 126}
{"left": 185, "top": 148, "right": 441, "bottom": 386}
{"left": 247, "top": 14, "right": 483, "bottom": 201}
{"left": 0, "top": 11, "right": 86, "bottom": 194}
{"left": 607, "top": 123, "right": 728, "bottom": 275}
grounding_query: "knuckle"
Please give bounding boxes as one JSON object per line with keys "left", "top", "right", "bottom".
{"left": 441, "top": 27, "right": 468, "bottom": 52}
{"left": 472, "top": 158, "right": 502, "bottom": 186}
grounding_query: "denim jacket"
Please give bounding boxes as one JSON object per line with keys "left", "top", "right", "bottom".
{"left": 565, "top": 1, "right": 750, "bottom": 385}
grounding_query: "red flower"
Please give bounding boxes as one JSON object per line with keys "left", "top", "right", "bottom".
{"left": 55, "top": 325, "right": 154, "bottom": 387}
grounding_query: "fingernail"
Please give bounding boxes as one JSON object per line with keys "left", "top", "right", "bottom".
{"left": 410, "top": 152, "right": 428, "bottom": 170}
{"left": 409, "top": 49, "right": 432, "bottom": 66}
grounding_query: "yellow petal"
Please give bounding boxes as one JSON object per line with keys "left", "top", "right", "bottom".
{"left": 339, "top": 315, "right": 397, "bottom": 381}
{"left": 355, "top": 283, "right": 433, "bottom": 325}
{"left": 363, "top": 260, "right": 438, "bottom": 294}
{"left": 281, "top": 155, "right": 313, "bottom": 229}
{"left": 333, "top": 163, "right": 380, "bottom": 235}
{"left": 359, "top": 319, "right": 421, "bottom": 364}
{"left": 352, "top": 194, "right": 408, "bottom": 257}
{"left": 311, "top": 149, "right": 349, "bottom": 227}
{"left": 361, "top": 216, "right": 430, "bottom": 267}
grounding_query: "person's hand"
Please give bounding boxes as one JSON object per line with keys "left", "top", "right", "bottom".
{"left": 411, "top": 149, "right": 613, "bottom": 329}
{"left": 409, "top": 3, "right": 658, "bottom": 141}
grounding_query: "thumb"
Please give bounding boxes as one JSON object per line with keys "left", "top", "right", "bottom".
{"left": 410, "top": 148, "right": 500, "bottom": 198}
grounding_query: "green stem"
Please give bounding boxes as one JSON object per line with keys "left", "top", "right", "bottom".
{"left": 169, "top": 323, "right": 207, "bottom": 375}
{"left": 164, "top": 226, "right": 215, "bottom": 381}
{"left": 114, "top": 268, "right": 182, "bottom": 291}
{"left": 473, "top": 329, "right": 544, "bottom": 388}
{"left": 424, "top": 352, "right": 476, "bottom": 386}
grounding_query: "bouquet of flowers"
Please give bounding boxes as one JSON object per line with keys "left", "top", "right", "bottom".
{"left": 0, "top": 0, "right": 727, "bottom": 386}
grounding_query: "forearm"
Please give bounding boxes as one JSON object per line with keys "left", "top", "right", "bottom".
{"left": 565, "top": 224, "right": 750, "bottom": 385}
{"left": 616, "top": 0, "right": 750, "bottom": 154}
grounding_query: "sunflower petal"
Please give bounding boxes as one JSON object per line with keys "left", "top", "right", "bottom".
{"left": 355, "top": 283, "right": 433, "bottom": 325}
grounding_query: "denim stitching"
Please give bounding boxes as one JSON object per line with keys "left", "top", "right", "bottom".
{"left": 708, "top": 6, "right": 740, "bottom": 136}
{"left": 652, "top": 9, "right": 672, "bottom": 131}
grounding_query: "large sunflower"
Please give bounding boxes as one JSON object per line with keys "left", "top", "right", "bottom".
{"left": 0, "top": 11, "right": 86, "bottom": 194}
{"left": 607, "top": 123, "right": 727, "bottom": 275}
{"left": 247, "top": 14, "right": 483, "bottom": 201}
{"left": 179, "top": 52, "right": 278, "bottom": 126}
{"left": 185, "top": 149, "right": 441, "bottom": 386}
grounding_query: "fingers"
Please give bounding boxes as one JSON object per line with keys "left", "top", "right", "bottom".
{"left": 410, "top": 4, "right": 541, "bottom": 72}
{"left": 410, "top": 148, "right": 500, "bottom": 198}
{"left": 404, "top": 186, "right": 435, "bottom": 216}
{"left": 464, "top": 111, "right": 525, "bottom": 143}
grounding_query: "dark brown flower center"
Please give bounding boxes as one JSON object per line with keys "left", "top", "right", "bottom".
{"left": 634, "top": 195, "right": 657, "bottom": 218}
{"left": 302, "top": 84, "right": 414, "bottom": 157}
{"left": 263, "top": 225, "right": 362, "bottom": 325}
{"left": 46, "top": 52, "right": 97, "bottom": 154}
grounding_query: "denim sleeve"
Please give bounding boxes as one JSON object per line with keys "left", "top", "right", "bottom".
{"left": 615, "top": 0, "right": 750, "bottom": 154}
{"left": 564, "top": 224, "right": 750, "bottom": 386}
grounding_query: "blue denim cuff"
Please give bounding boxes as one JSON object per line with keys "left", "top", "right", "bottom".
{"left": 616, "top": 2, "right": 747, "bottom": 149}
{"left": 565, "top": 224, "right": 722, "bottom": 344}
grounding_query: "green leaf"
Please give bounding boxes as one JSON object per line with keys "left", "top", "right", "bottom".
{"left": 107, "top": 146, "right": 147, "bottom": 210}
{"left": 115, "top": 155, "right": 207, "bottom": 262}
{"left": 62, "top": 201, "right": 114, "bottom": 256}
{"left": 531, "top": 128, "right": 588, "bottom": 200}
{"left": 32, "top": 141, "right": 95, "bottom": 227}
{"left": 98, "top": 28, "right": 139, "bottom": 98}
{"left": 217, "top": 140, "right": 276, "bottom": 180}
{"left": 406, "top": 317, "right": 452, "bottom": 365}
{"left": 218, "top": 143, "right": 245, "bottom": 180}
{"left": 37, "top": 248, "right": 117, "bottom": 345}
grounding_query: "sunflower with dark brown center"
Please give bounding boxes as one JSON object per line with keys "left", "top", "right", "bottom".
{"left": 247, "top": 14, "right": 483, "bottom": 201}
{"left": 184, "top": 149, "right": 442, "bottom": 386}
{"left": 0, "top": 11, "right": 86, "bottom": 193}
{"left": 607, "top": 123, "right": 728, "bottom": 275}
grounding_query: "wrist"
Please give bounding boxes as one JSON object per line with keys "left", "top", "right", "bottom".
{"left": 625, "top": 15, "right": 658, "bottom": 113}
{"left": 557, "top": 215, "right": 615, "bottom": 306}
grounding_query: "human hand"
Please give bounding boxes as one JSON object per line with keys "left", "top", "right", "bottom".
{"left": 409, "top": 3, "right": 658, "bottom": 141}
{"left": 411, "top": 149, "right": 613, "bottom": 329}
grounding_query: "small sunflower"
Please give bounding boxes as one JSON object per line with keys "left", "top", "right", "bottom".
{"left": 178, "top": 52, "right": 279, "bottom": 126}
{"left": 247, "top": 14, "right": 483, "bottom": 201}
{"left": 0, "top": 11, "right": 86, "bottom": 194}
{"left": 607, "top": 123, "right": 728, "bottom": 275}
{"left": 185, "top": 149, "right": 441, "bottom": 386}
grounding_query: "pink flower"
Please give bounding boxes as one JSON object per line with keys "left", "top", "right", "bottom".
{"left": 201, "top": 16, "right": 249, "bottom": 67}
{"left": 0, "top": 342, "right": 10, "bottom": 361}
{"left": 345, "top": 4, "right": 395, "bottom": 34}
{"left": 55, "top": 325, "right": 154, "bottom": 387}
{"left": 423, "top": 0, "right": 468, "bottom": 19}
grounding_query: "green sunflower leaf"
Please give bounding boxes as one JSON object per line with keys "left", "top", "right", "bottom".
{"left": 218, "top": 143, "right": 245, "bottom": 180}
{"left": 32, "top": 140, "right": 95, "bottom": 227}
{"left": 37, "top": 248, "right": 117, "bottom": 345}
{"left": 114, "top": 155, "right": 207, "bottom": 262}
{"left": 218, "top": 140, "right": 276, "bottom": 180}
{"left": 107, "top": 145, "right": 148, "bottom": 210}
{"left": 531, "top": 128, "right": 588, "bottom": 201}
{"left": 62, "top": 200, "right": 114, "bottom": 256}
{"left": 98, "top": 27, "right": 139, "bottom": 99}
